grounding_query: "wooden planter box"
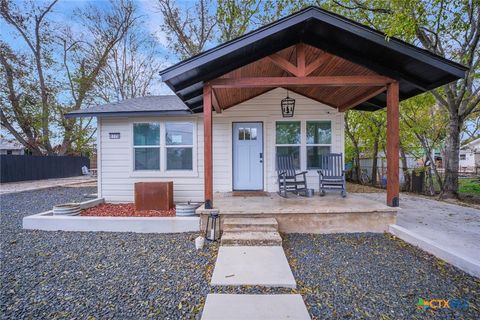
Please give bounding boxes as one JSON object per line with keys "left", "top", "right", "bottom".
{"left": 134, "top": 182, "right": 174, "bottom": 211}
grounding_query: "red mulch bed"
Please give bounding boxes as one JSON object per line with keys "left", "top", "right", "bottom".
{"left": 81, "top": 203, "right": 175, "bottom": 217}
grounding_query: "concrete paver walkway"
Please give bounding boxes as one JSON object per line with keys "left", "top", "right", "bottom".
{"left": 211, "top": 246, "right": 296, "bottom": 288}
{"left": 0, "top": 176, "right": 96, "bottom": 194}
{"left": 202, "top": 294, "right": 310, "bottom": 320}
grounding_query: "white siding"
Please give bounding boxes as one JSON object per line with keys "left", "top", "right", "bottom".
{"left": 99, "top": 88, "right": 345, "bottom": 203}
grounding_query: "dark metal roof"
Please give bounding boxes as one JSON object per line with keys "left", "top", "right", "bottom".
{"left": 65, "top": 95, "right": 191, "bottom": 118}
{"left": 159, "top": 6, "right": 467, "bottom": 112}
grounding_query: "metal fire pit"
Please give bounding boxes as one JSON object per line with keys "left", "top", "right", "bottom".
{"left": 53, "top": 203, "right": 81, "bottom": 216}
{"left": 175, "top": 202, "right": 202, "bottom": 216}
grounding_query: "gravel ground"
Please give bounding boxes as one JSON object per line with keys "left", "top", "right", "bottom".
{"left": 2, "top": 187, "right": 479, "bottom": 319}
{"left": 283, "top": 233, "right": 480, "bottom": 319}
{"left": 1, "top": 186, "right": 217, "bottom": 319}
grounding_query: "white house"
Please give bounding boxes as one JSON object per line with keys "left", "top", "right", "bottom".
{"left": 0, "top": 138, "right": 25, "bottom": 155}
{"left": 66, "top": 7, "right": 465, "bottom": 208}
{"left": 460, "top": 138, "right": 480, "bottom": 172}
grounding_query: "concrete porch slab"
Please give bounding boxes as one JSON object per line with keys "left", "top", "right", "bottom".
{"left": 201, "top": 294, "right": 311, "bottom": 320}
{"left": 198, "top": 193, "right": 397, "bottom": 233}
{"left": 211, "top": 246, "right": 296, "bottom": 288}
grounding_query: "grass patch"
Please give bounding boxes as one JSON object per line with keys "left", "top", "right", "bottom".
{"left": 459, "top": 178, "right": 480, "bottom": 196}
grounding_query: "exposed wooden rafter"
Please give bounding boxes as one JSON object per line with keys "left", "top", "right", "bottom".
{"left": 296, "top": 43, "right": 306, "bottom": 76}
{"left": 267, "top": 44, "right": 333, "bottom": 77}
{"left": 211, "top": 89, "right": 222, "bottom": 113}
{"left": 267, "top": 54, "right": 300, "bottom": 77}
{"left": 338, "top": 86, "right": 387, "bottom": 112}
{"left": 305, "top": 53, "right": 333, "bottom": 75}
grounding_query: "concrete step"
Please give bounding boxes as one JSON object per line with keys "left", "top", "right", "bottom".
{"left": 201, "top": 294, "right": 310, "bottom": 319}
{"left": 223, "top": 217, "right": 278, "bottom": 232}
{"left": 221, "top": 231, "right": 282, "bottom": 246}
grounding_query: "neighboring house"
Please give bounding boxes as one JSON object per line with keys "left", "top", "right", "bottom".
{"left": 0, "top": 138, "right": 25, "bottom": 155}
{"left": 359, "top": 152, "right": 420, "bottom": 185}
{"left": 66, "top": 6, "right": 465, "bottom": 207}
{"left": 459, "top": 138, "right": 480, "bottom": 172}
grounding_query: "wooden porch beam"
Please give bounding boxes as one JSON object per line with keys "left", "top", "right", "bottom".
{"left": 203, "top": 84, "right": 213, "bottom": 209}
{"left": 210, "top": 76, "right": 393, "bottom": 88}
{"left": 211, "top": 88, "right": 222, "bottom": 114}
{"left": 296, "top": 43, "right": 306, "bottom": 76}
{"left": 267, "top": 54, "right": 300, "bottom": 77}
{"left": 386, "top": 81, "right": 400, "bottom": 207}
{"left": 338, "top": 86, "right": 387, "bottom": 112}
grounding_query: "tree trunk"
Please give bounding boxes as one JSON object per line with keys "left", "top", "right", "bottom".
{"left": 440, "top": 114, "right": 461, "bottom": 199}
{"left": 371, "top": 137, "right": 379, "bottom": 186}
{"left": 399, "top": 144, "right": 410, "bottom": 192}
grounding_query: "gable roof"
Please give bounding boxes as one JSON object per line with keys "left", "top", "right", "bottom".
{"left": 65, "top": 96, "right": 190, "bottom": 118}
{"left": 159, "top": 6, "right": 467, "bottom": 113}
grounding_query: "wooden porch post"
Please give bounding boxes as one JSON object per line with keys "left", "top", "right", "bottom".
{"left": 203, "top": 84, "right": 213, "bottom": 209}
{"left": 386, "top": 81, "right": 400, "bottom": 207}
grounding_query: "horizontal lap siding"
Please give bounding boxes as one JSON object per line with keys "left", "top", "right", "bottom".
{"left": 212, "top": 88, "right": 344, "bottom": 193}
{"left": 99, "top": 88, "right": 344, "bottom": 203}
{"left": 100, "top": 116, "right": 204, "bottom": 203}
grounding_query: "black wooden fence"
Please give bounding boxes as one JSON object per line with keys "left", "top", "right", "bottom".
{"left": 0, "top": 155, "right": 89, "bottom": 183}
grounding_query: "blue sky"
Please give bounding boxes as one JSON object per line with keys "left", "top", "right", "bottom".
{"left": 0, "top": 0, "right": 195, "bottom": 95}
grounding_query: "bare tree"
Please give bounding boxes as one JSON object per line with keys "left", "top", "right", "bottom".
{"left": 95, "top": 29, "right": 163, "bottom": 103}
{"left": 156, "top": 0, "right": 216, "bottom": 59}
{"left": 1, "top": 0, "right": 58, "bottom": 154}
{"left": 1, "top": 0, "right": 137, "bottom": 155}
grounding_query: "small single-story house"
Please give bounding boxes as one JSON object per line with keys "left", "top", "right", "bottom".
{"left": 0, "top": 138, "right": 25, "bottom": 155}
{"left": 67, "top": 6, "right": 466, "bottom": 210}
{"left": 459, "top": 138, "right": 480, "bottom": 172}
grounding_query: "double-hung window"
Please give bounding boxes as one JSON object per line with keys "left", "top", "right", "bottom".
{"left": 275, "top": 121, "right": 301, "bottom": 169}
{"left": 275, "top": 120, "right": 332, "bottom": 171}
{"left": 133, "top": 121, "right": 194, "bottom": 172}
{"left": 165, "top": 122, "right": 193, "bottom": 170}
{"left": 306, "top": 121, "right": 332, "bottom": 169}
{"left": 134, "top": 123, "right": 160, "bottom": 170}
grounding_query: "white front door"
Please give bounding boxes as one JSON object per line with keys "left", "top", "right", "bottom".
{"left": 233, "top": 122, "right": 263, "bottom": 190}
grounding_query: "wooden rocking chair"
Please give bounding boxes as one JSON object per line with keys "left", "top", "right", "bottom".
{"left": 277, "top": 155, "right": 308, "bottom": 197}
{"left": 318, "top": 153, "right": 347, "bottom": 197}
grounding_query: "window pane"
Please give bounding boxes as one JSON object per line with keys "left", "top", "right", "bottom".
{"left": 307, "top": 121, "right": 331, "bottom": 144}
{"left": 167, "top": 147, "right": 193, "bottom": 170}
{"left": 244, "top": 128, "right": 251, "bottom": 140}
{"left": 276, "top": 146, "right": 300, "bottom": 169}
{"left": 307, "top": 146, "right": 331, "bottom": 169}
{"left": 134, "top": 148, "right": 160, "bottom": 170}
{"left": 134, "top": 123, "right": 160, "bottom": 146}
{"left": 276, "top": 121, "right": 300, "bottom": 144}
{"left": 238, "top": 128, "right": 244, "bottom": 140}
{"left": 166, "top": 122, "right": 193, "bottom": 145}
{"left": 251, "top": 128, "right": 257, "bottom": 140}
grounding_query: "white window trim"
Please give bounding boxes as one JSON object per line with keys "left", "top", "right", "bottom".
{"left": 274, "top": 119, "right": 333, "bottom": 172}
{"left": 275, "top": 120, "right": 302, "bottom": 169}
{"left": 130, "top": 120, "right": 198, "bottom": 178}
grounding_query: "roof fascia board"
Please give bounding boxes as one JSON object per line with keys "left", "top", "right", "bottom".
{"left": 310, "top": 9, "right": 466, "bottom": 77}
{"left": 65, "top": 110, "right": 192, "bottom": 118}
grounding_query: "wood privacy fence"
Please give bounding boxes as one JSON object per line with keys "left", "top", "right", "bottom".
{"left": 0, "top": 155, "right": 89, "bottom": 183}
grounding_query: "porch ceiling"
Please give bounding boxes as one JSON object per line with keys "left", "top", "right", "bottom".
{"left": 213, "top": 44, "right": 383, "bottom": 111}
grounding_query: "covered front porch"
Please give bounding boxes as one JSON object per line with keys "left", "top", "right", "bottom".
{"left": 197, "top": 192, "right": 397, "bottom": 234}
{"left": 159, "top": 7, "right": 465, "bottom": 215}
